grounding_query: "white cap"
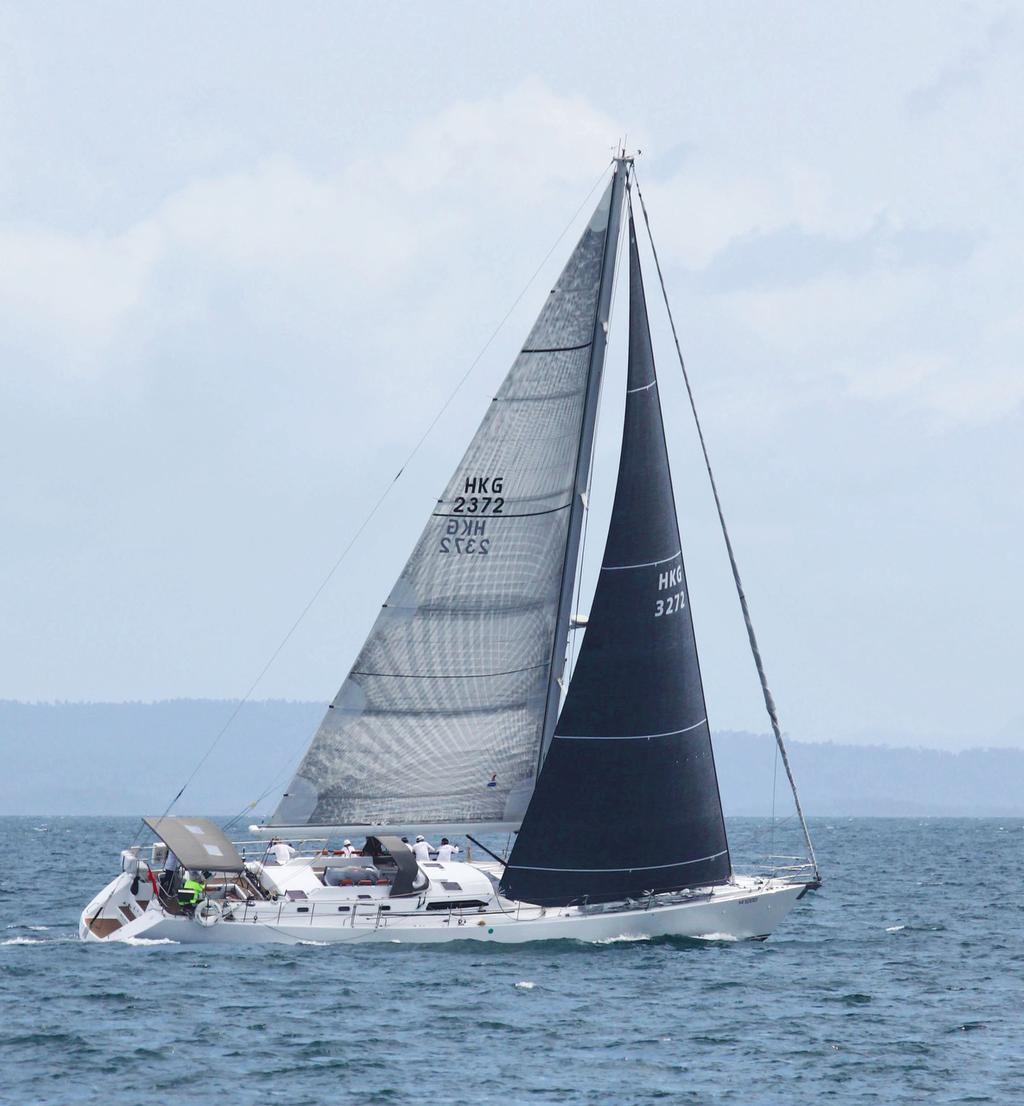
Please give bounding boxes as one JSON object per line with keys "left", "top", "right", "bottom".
{"left": 416, "top": 835, "right": 425, "bottom": 842}
{"left": 343, "top": 839, "right": 351, "bottom": 846}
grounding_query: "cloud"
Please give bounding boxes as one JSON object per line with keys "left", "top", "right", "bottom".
{"left": 836, "top": 351, "right": 1024, "bottom": 425}
{"left": 700, "top": 220, "right": 977, "bottom": 293}
{"left": 907, "top": 11, "right": 1014, "bottom": 115}
{"left": 712, "top": 263, "right": 1024, "bottom": 429}
{"left": 2, "top": 71, "right": 1019, "bottom": 440}
{"left": 633, "top": 136, "right": 1018, "bottom": 430}
{"left": 386, "top": 76, "right": 622, "bottom": 196}
{"left": 0, "top": 221, "right": 161, "bottom": 354}
{"left": 0, "top": 79, "right": 620, "bottom": 380}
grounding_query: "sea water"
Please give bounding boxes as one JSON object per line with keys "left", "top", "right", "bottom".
{"left": 1, "top": 816, "right": 1021, "bottom": 1105}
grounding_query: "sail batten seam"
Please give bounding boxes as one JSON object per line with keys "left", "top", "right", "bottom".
{"left": 555, "top": 718, "right": 707, "bottom": 741}
{"left": 601, "top": 549, "right": 682, "bottom": 571}
{"left": 432, "top": 503, "right": 571, "bottom": 519}
{"left": 351, "top": 662, "right": 548, "bottom": 681}
{"left": 520, "top": 340, "right": 594, "bottom": 354}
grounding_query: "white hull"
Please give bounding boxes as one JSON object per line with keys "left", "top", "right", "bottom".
{"left": 80, "top": 867, "right": 808, "bottom": 947}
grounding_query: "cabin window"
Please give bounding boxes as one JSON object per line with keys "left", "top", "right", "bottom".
{"left": 426, "top": 899, "right": 487, "bottom": 911}
{"left": 336, "top": 906, "right": 350, "bottom": 913}
{"left": 441, "top": 881, "right": 462, "bottom": 891}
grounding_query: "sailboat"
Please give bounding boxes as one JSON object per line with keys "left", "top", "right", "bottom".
{"left": 81, "top": 153, "right": 820, "bottom": 945}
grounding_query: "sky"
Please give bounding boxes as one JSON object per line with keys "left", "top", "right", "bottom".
{"left": 2, "top": 2, "right": 1021, "bottom": 750}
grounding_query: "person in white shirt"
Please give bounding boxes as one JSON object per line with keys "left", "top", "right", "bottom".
{"left": 436, "top": 838, "right": 460, "bottom": 863}
{"left": 159, "top": 847, "right": 181, "bottom": 894}
{"left": 412, "top": 835, "right": 433, "bottom": 862}
{"left": 339, "top": 839, "right": 357, "bottom": 857}
{"left": 270, "top": 838, "right": 297, "bottom": 865}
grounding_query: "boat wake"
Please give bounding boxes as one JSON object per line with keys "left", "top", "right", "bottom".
{"left": 3, "top": 930, "right": 78, "bottom": 946}
{"left": 592, "top": 933, "right": 653, "bottom": 945}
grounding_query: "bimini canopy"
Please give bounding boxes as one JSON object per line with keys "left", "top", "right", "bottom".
{"left": 366, "top": 835, "right": 423, "bottom": 898}
{"left": 144, "top": 816, "right": 245, "bottom": 874}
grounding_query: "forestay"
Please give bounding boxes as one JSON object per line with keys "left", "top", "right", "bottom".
{"left": 270, "top": 180, "right": 618, "bottom": 830}
{"left": 502, "top": 208, "right": 732, "bottom": 906}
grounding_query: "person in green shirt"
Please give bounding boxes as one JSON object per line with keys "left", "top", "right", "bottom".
{"left": 177, "top": 872, "right": 206, "bottom": 915}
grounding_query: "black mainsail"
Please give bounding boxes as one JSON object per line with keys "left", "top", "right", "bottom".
{"left": 269, "top": 165, "right": 628, "bottom": 832}
{"left": 501, "top": 205, "right": 732, "bottom": 906}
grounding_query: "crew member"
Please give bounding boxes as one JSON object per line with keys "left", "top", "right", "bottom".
{"left": 412, "top": 835, "right": 433, "bottom": 862}
{"left": 178, "top": 872, "right": 206, "bottom": 915}
{"left": 436, "top": 838, "right": 460, "bottom": 863}
{"left": 159, "top": 847, "right": 181, "bottom": 895}
{"left": 269, "top": 838, "right": 297, "bottom": 865}
{"left": 339, "top": 839, "right": 357, "bottom": 857}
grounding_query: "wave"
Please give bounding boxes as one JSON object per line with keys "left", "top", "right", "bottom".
{"left": 2, "top": 933, "right": 78, "bottom": 946}
{"left": 592, "top": 933, "right": 653, "bottom": 945}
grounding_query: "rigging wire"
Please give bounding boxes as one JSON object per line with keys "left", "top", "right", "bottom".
{"left": 223, "top": 736, "right": 309, "bottom": 832}
{"left": 631, "top": 170, "right": 821, "bottom": 885}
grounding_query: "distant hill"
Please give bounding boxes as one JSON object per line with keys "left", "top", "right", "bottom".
{"left": 2, "top": 700, "right": 1022, "bottom": 817}
{"left": 0, "top": 699, "right": 325, "bottom": 819}
{"left": 713, "top": 731, "right": 1024, "bottom": 817}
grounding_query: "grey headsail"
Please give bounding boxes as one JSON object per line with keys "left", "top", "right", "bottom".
{"left": 501, "top": 205, "right": 732, "bottom": 906}
{"left": 270, "top": 174, "right": 624, "bottom": 831}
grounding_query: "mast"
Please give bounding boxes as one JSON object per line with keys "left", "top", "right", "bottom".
{"left": 537, "top": 154, "right": 630, "bottom": 770}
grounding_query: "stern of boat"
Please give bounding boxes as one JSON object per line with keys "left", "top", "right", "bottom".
{"left": 80, "top": 866, "right": 164, "bottom": 942}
